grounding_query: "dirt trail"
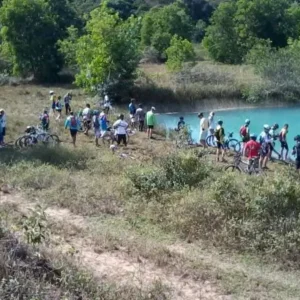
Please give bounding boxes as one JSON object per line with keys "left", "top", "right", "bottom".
{"left": 0, "top": 192, "right": 230, "bottom": 300}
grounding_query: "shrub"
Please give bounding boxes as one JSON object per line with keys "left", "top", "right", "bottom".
{"left": 166, "top": 35, "right": 196, "bottom": 72}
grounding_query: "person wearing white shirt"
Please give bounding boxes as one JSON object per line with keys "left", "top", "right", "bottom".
{"left": 82, "top": 104, "right": 92, "bottom": 135}
{"left": 208, "top": 111, "right": 215, "bottom": 134}
{"left": 198, "top": 112, "right": 209, "bottom": 148}
{"left": 113, "top": 114, "right": 128, "bottom": 146}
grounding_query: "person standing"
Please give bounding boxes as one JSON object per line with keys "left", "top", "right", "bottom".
{"left": 129, "top": 98, "right": 136, "bottom": 128}
{"left": 292, "top": 135, "right": 300, "bottom": 172}
{"left": 99, "top": 109, "right": 110, "bottom": 142}
{"left": 198, "top": 113, "right": 209, "bottom": 147}
{"left": 50, "top": 91, "right": 56, "bottom": 115}
{"left": 215, "top": 120, "right": 225, "bottom": 162}
{"left": 113, "top": 114, "right": 128, "bottom": 146}
{"left": 146, "top": 107, "right": 156, "bottom": 139}
{"left": 279, "top": 124, "right": 289, "bottom": 160}
{"left": 177, "top": 117, "right": 185, "bottom": 131}
{"left": 65, "top": 112, "right": 80, "bottom": 146}
{"left": 40, "top": 109, "right": 50, "bottom": 131}
{"left": 55, "top": 96, "right": 63, "bottom": 120}
{"left": 82, "top": 104, "right": 93, "bottom": 135}
{"left": 0, "top": 111, "right": 3, "bottom": 146}
{"left": 208, "top": 112, "right": 215, "bottom": 134}
{"left": 64, "top": 92, "right": 72, "bottom": 115}
{"left": 135, "top": 104, "right": 145, "bottom": 132}
{"left": 0, "top": 109, "right": 6, "bottom": 143}
{"left": 93, "top": 110, "right": 101, "bottom": 147}
{"left": 240, "top": 119, "right": 251, "bottom": 151}
{"left": 104, "top": 95, "right": 111, "bottom": 114}
{"left": 259, "top": 124, "right": 272, "bottom": 169}
{"left": 243, "top": 134, "right": 261, "bottom": 169}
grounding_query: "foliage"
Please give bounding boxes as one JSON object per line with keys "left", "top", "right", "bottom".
{"left": 21, "top": 206, "right": 48, "bottom": 245}
{"left": 60, "top": 3, "right": 141, "bottom": 95}
{"left": 166, "top": 35, "right": 195, "bottom": 71}
{"left": 183, "top": 0, "right": 214, "bottom": 22}
{"left": 204, "top": 0, "right": 300, "bottom": 64}
{"left": 203, "top": 1, "right": 244, "bottom": 64}
{"left": 140, "top": 2, "right": 193, "bottom": 57}
{"left": 0, "top": 0, "right": 77, "bottom": 81}
{"left": 245, "top": 40, "right": 300, "bottom": 102}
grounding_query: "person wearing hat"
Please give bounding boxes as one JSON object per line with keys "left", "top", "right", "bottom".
{"left": 0, "top": 109, "right": 6, "bottom": 144}
{"left": 208, "top": 112, "right": 215, "bottom": 134}
{"left": 258, "top": 124, "right": 272, "bottom": 169}
{"left": 198, "top": 113, "right": 209, "bottom": 148}
{"left": 177, "top": 116, "right": 185, "bottom": 131}
{"left": 214, "top": 119, "right": 225, "bottom": 162}
{"left": 292, "top": 135, "right": 300, "bottom": 171}
{"left": 146, "top": 107, "right": 156, "bottom": 139}
{"left": 113, "top": 114, "right": 128, "bottom": 146}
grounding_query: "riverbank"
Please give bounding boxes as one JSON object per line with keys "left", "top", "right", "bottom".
{"left": 135, "top": 61, "right": 300, "bottom": 112}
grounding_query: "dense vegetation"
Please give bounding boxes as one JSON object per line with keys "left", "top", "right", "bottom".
{"left": 0, "top": 0, "right": 300, "bottom": 101}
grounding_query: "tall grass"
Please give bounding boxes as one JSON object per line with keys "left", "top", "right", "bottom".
{"left": 126, "top": 150, "right": 300, "bottom": 267}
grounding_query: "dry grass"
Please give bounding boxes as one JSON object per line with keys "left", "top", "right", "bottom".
{"left": 1, "top": 84, "right": 300, "bottom": 299}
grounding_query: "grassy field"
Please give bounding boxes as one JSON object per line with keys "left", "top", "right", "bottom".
{"left": 1, "top": 84, "right": 300, "bottom": 299}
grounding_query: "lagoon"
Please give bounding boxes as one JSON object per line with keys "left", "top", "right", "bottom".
{"left": 157, "top": 106, "right": 300, "bottom": 154}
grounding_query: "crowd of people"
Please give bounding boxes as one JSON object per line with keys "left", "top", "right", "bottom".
{"left": 1, "top": 91, "right": 300, "bottom": 171}
{"left": 175, "top": 112, "right": 300, "bottom": 171}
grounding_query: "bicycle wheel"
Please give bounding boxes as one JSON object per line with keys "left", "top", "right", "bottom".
{"left": 227, "top": 139, "right": 240, "bottom": 152}
{"left": 15, "top": 137, "right": 22, "bottom": 148}
{"left": 225, "top": 165, "right": 242, "bottom": 173}
{"left": 19, "top": 136, "right": 29, "bottom": 148}
{"left": 50, "top": 134, "right": 60, "bottom": 143}
{"left": 36, "top": 133, "right": 47, "bottom": 143}
{"left": 24, "top": 136, "right": 35, "bottom": 148}
{"left": 206, "top": 135, "right": 217, "bottom": 147}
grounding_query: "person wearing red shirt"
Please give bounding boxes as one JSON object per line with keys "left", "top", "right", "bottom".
{"left": 243, "top": 134, "right": 261, "bottom": 168}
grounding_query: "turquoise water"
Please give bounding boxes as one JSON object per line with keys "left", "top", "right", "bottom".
{"left": 157, "top": 106, "right": 300, "bottom": 155}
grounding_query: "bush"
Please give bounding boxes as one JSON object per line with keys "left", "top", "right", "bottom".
{"left": 166, "top": 35, "right": 195, "bottom": 72}
{"left": 246, "top": 40, "right": 300, "bottom": 102}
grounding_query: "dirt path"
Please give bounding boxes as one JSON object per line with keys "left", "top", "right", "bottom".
{"left": 0, "top": 192, "right": 230, "bottom": 300}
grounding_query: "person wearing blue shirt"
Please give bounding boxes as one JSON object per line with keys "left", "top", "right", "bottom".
{"left": 128, "top": 98, "right": 136, "bottom": 128}
{"left": 65, "top": 111, "right": 80, "bottom": 146}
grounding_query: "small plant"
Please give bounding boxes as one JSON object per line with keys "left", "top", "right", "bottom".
{"left": 21, "top": 205, "right": 48, "bottom": 245}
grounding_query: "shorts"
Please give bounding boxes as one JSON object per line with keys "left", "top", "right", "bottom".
{"left": 148, "top": 125, "right": 154, "bottom": 129}
{"left": 200, "top": 130, "right": 208, "bottom": 141}
{"left": 52, "top": 102, "right": 56, "bottom": 109}
{"left": 95, "top": 129, "right": 101, "bottom": 138}
{"left": 117, "top": 134, "right": 127, "bottom": 146}
{"left": 130, "top": 114, "right": 135, "bottom": 119}
{"left": 84, "top": 120, "right": 92, "bottom": 129}
{"left": 296, "top": 160, "right": 300, "bottom": 170}
{"left": 70, "top": 129, "right": 78, "bottom": 137}
{"left": 281, "top": 141, "right": 289, "bottom": 151}
{"left": 2, "top": 127, "right": 6, "bottom": 136}
{"left": 260, "top": 145, "right": 270, "bottom": 157}
{"left": 56, "top": 109, "right": 62, "bottom": 113}
{"left": 217, "top": 141, "right": 224, "bottom": 149}
{"left": 131, "top": 117, "right": 136, "bottom": 123}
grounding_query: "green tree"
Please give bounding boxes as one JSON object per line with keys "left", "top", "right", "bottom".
{"left": 141, "top": 2, "right": 193, "bottom": 56}
{"left": 166, "top": 35, "right": 195, "bottom": 71}
{"left": 204, "top": 0, "right": 300, "bottom": 64}
{"left": 0, "top": 0, "right": 78, "bottom": 81}
{"left": 61, "top": 3, "right": 141, "bottom": 95}
{"left": 203, "top": 1, "right": 244, "bottom": 64}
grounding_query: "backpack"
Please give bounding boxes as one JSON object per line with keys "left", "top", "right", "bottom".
{"left": 70, "top": 116, "right": 77, "bottom": 127}
{"left": 94, "top": 117, "right": 100, "bottom": 129}
{"left": 240, "top": 126, "right": 247, "bottom": 137}
{"left": 214, "top": 127, "right": 221, "bottom": 140}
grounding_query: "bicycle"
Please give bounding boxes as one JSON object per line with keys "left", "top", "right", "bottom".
{"left": 15, "top": 125, "right": 60, "bottom": 148}
{"left": 206, "top": 132, "right": 241, "bottom": 152}
{"left": 225, "top": 152, "right": 264, "bottom": 175}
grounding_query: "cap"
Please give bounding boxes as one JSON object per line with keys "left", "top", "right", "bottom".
{"left": 49, "top": 90, "right": 54, "bottom": 94}
{"left": 151, "top": 107, "right": 156, "bottom": 111}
